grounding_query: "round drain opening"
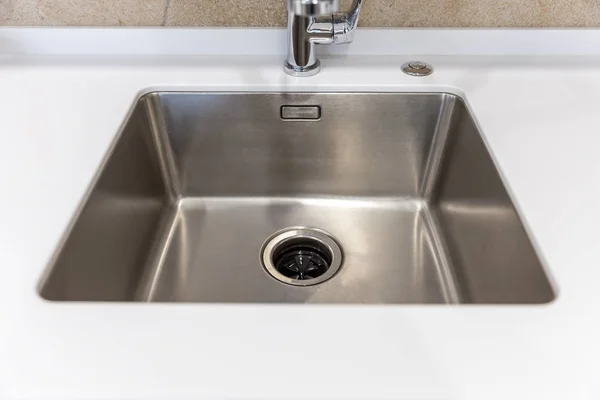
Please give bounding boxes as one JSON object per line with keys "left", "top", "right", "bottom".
{"left": 261, "top": 227, "right": 343, "bottom": 286}
{"left": 273, "top": 238, "right": 331, "bottom": 280}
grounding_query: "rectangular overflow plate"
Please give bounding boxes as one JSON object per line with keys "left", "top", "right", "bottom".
{"left": 281, "top": 105, "right": 322, "bottom": 121}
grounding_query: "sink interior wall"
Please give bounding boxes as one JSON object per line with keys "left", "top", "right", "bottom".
{"left": 152, "top": 92, "right": 444, "bottom": 197}
{"left": 431, "top": 107, "right": 554, "bottom": 303}
{"left": 39, "top": 92, "right": 555, "bottom": 304}
{"left": 41, "top": 103, "right": 167, "bottom": 301}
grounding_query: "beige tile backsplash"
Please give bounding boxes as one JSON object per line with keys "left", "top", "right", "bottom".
{"left": 1, "top": 0, "right": 599, "bottom": 27}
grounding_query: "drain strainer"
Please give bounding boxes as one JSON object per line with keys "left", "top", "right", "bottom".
{"left": 261, "top": 227, "right": 343, "bottom": 286}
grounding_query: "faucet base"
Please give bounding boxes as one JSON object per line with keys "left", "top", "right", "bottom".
{"left": 284, "top": 60, "right": 321, "bottom": 77}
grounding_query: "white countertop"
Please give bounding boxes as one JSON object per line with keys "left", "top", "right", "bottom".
{"left": 1, "top": 28, "right": 600, "bottom": 400}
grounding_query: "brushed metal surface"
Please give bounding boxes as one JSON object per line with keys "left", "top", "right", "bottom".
{"left": 39, "top": 92, "right": 555, "bottom": 304}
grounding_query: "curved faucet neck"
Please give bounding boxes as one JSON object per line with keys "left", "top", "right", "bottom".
{"left": 333, "top": 0, "right": 363, "bottom": 44}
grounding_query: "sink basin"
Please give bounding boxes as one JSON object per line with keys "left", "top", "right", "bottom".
{"left": 39, "top": 92, "right": 555, "bottom": 303}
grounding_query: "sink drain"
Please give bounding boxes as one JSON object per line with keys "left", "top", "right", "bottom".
{"left": 261, "top": 227, "right": 343, "bottom": 286}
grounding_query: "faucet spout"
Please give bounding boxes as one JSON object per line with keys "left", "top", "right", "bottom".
{"left": 332, "top": 0, "right": 363, "bottom": 44}
{"left": 284, "top": 0, "right": 363, "bottom": 77}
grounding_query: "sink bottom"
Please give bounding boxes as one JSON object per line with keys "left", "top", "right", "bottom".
{"left": 135, "top": 197, "right": 459, "bottom": 303}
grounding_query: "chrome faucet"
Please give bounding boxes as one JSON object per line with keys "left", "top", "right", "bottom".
{"left": 284, "top": 0, "right": 363, "bottom": 77}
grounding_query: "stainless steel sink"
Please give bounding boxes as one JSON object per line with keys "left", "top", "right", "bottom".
{"left": 39, "top": 92, "right": 555, "bottom": 303}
